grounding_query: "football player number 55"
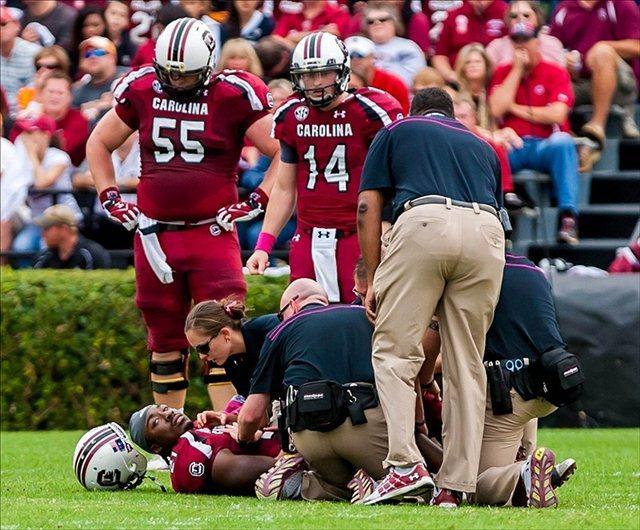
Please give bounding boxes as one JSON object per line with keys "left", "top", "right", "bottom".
{"left": 152, "top": 117, "right": 205, "bottom": 163}
{"left": 304, "top": 144, "right": 349, "bottom": 192}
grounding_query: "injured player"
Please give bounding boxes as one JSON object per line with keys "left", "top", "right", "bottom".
{"left": 128, "top": 403, "right": 287, "bottom": 495}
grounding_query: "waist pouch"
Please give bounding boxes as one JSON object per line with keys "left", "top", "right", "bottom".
{"left": 490, "top": 349, "right": 585, "bottom": 408}
{"left": 287, "top": 380, "right": 378, "bottom": 433}
{"left": 537, "top": 348, "right": 585, "bottom": 407}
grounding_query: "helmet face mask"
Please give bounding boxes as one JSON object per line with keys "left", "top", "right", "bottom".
{"left": 291, "top": 32, "right": 351, "bottom": 108}
{"left": 154, "top": 17, "right": 216, "bottom": 100}
{"left": 73, "top": 423, "right": 148, "bottom": 491}
{"left": 292, "top": 66, "right": 342, "bottom": 107}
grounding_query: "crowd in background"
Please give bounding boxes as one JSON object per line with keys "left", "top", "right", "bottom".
{"left": 0, "top": 0, "right": 638, "bottom": 269}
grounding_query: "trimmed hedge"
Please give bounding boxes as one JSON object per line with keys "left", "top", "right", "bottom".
{"left": 0, "top": 268, "right": 288, "bottom": 430}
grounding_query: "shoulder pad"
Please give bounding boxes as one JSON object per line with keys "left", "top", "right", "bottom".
{"left": 113, "top": 66, "right": 155, "bottom": 103}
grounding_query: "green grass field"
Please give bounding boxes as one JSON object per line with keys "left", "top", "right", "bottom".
{"left": 1, "top": 429, "right": 638, "bottom": 529}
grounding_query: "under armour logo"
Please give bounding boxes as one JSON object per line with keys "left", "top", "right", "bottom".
{"left": 409, "top": 473, "right": 420, "bottom": 481}
{"left": 333, "top": 110, "right": 346, "bottom": 119}
{"left": 317, "top": 231, "right": 331, "bottom": 238}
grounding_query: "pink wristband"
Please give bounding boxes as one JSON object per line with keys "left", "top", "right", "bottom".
{"left": 255, "top": 231, "right": 276, "bottom": 254}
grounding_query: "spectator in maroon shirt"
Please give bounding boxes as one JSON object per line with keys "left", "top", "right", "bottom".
{"left": 432, "top": 0, "right": 508, "bottom": 86}
{"left": 273, "top": 0, "right": 351, "bottom": 47}
{"left": 40, "top": 72, "right": 89, "bottom": 168}
{"left": 550, "top": 0, "right": 640, "bottom": 151}
{"left": 345, "top": 35, "right": 410, "bottom": 114}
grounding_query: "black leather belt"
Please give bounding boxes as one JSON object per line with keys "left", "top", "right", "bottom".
{"left": 302, "top": 228, "right": 356, "bottom": 238}
{"left": 405, "top": 195, "right": 498, "bottom": 217}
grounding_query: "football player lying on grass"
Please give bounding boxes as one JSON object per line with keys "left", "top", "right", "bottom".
{"left": 129, "top": 400, "right": 287, "bottom": 495}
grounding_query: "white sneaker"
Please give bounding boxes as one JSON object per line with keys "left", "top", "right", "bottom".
{"left": 147, "top": 454, "right": 170, "bottom": 471}
{"left": 622, "top": 114, "right": 640, "bottom": 139}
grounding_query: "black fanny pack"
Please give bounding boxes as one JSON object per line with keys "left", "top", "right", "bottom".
{"left": 286, "top": 380, "right": 378, "bottom": 433}
{"left": 537, "top": 348, "right": 585, "bottom": 407}
{"left": 486, "top": 349, "right": 585, "bottom": 413}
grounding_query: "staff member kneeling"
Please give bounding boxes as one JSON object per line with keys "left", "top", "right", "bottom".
{"left": 238, "top": 279, "right": 389, "bottom": 502}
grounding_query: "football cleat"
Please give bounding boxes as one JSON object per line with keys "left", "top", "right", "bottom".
{"left": 524, "top": 447, "right": 558, "bottom": 508}
{"left": 347, "top": 468, "right": 377, "bottom": 504}
{"left": 255, "top": 453, "right": 306, "bottom": 501}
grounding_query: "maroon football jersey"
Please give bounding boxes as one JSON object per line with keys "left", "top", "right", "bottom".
{"left": 273, "top": 87, "right": 403, "bottom": 231}
{"left": 114, "top": 67, "right": 273, "bottom": 222}
{"left": 169, "top": 426, "right": 281, "bottom": 494}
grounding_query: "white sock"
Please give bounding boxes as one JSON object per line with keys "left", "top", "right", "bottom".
{"left": 520, "top": 457, "right": 532, "bottom": 497}
{"left": 395, "top": 464, "right": 419, "bottom": 475}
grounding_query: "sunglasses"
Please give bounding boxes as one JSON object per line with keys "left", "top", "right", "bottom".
{"left": 36, "top": 63, "right": 60, "bottom": 70}
{"left": 349, "top": 51, "right": 369, "bottom": 59}
{"left": 193, "top": 335, "right": 214, "bottom": 355}
{"left": 277, "top": 295, "right": 300, "bottom": 322}
{"left": 366, "top": 16, "right": 392, "bottom": 25}
{"left": 84, "top": 48, "right": 109, "bottom": 59}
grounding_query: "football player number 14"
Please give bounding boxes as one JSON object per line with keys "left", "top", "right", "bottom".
{"left": 152, "top": 117, "right": 205, "bottom": 163}
{"left": 304, "top": 144, "right": 349, "bottom": 192}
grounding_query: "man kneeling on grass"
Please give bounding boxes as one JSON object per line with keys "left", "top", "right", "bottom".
{"left": 128, "top": 401, "right": 286, "bottom": 495}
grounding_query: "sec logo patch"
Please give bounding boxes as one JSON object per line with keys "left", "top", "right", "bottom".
{"left": 189, "top": 462, "right": 205, "bottom": 477}
{"left": 210, "top": 224, "right": 221, "bottom": 237}
{"left": 295, "top": 106, "right": 309, "bottom": 121}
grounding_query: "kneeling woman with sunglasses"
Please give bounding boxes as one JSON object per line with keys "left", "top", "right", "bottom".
{"left": 185, "top": 299, "right": 279, "bottom": 401}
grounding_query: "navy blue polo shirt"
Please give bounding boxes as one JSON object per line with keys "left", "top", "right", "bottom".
{"left": 216, "top": 314, "right": 279, "bottom": 397}
{"left": 485, "top": 254, "right": 566, "bottom": 363}
{"left": 249, "top": 304, "right": 375, "bottom": 397}
{"left": 360, "top": 113, "right": 503, "bottom": 221}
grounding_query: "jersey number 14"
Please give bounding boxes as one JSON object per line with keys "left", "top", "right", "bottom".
{"left": 303, "top": 144, "right": 349, "bottom": 192}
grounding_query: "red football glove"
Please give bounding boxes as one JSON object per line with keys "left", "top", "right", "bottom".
{"left": 100, "top": 186, "right": 140, "bottom": 231}
{"left": 216, "top": 188, "right": 268, "bottom": 232}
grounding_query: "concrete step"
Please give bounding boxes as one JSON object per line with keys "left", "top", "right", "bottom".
{"left": 589, "top": 171, "right": 640, "bottom": 204}
{"left": 527, "top": 238, "right": 629, "bottom": 269}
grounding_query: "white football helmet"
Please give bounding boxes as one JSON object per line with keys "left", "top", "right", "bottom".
{"left": 154, "top": 17, "right": 215, "bottom": 98}
{"left": 73, "top": 423, "right": 147, "bottom": 491}
{"left": 290, "top": 32, "right": 350, "bottom": 107}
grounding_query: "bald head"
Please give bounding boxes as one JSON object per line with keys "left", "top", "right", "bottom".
{"left": 279, "top": 279, "right": 328, "bottom": 320}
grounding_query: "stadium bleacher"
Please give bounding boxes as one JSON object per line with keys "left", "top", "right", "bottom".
{"left": 512, "top": 104, "right": 640, "bottom": 270}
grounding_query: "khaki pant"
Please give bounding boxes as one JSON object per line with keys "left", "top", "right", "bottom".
{"left": 372, "top": 203, "right": 505, "bottom": 493}
{"left": 521, "top": 418, "right": 538, "bottom": 457}
{"left": 292, "top": 405, "right": 388, "bottom": 501}
{"left": 474, "top": 390, "right": 556, "bottom": 505}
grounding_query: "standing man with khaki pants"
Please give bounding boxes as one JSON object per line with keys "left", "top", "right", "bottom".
{"left": 357, "top": 88, "right": 506, "bottom": 507}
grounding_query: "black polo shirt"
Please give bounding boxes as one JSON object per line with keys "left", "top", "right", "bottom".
{"left": 215, "top": 314, "right": 279, "bottom": 397}
{"left": 33, "top": 236, "right": 111, "bottom": 270}
{"left": 249, "top": 304, "right": 375, "bottom": 397}
{"left": 485, "top": 254, "right": 566, "bottom": 363}
{"left": 360, "top": 113, "right": 503, "bottom": 221}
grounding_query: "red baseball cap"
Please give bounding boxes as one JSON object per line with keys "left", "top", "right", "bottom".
{"left": 14, "top": 115, "right": 57, "bottom": 135}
